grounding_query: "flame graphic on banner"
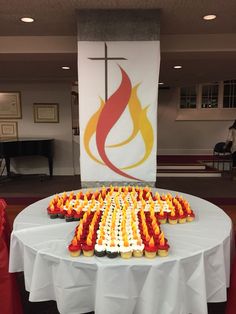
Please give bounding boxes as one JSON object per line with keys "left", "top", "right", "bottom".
{"left": 83, "top": 66, "right": 154, "bottom": 180}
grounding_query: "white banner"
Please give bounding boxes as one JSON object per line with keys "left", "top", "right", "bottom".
{"left": 78, "top": 41, "right": 160, "bottom": 182}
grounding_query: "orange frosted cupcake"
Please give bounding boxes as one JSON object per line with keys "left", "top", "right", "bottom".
{"left": 68, "top": 237, "right": 81, "bottom": 257}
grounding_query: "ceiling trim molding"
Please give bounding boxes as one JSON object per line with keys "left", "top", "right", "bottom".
{"left": 161, "top": 34, "right": 236, "bottom": 52}
{"left": 0, "top": 34, "right": 236, "bottom": 54}
{"left": 0, "top": 36, "right": 77, "bottom": 53}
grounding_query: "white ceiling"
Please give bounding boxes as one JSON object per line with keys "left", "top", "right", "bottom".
{"left": 0, "top": 0, "right": 236, "bottom": 86}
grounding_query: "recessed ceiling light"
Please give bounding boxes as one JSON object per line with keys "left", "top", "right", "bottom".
{"left": 173, "top": 65, "right": 182, "bottom": 69}
{"left": 20, "top": 17, "right": 34, "bottom": 23}
{"left": 158, "top": 82, "right": 164, "bottom": 85}
{"left": 62, "top": 66, "right": 70, "bottom": 70}
{"left": 203, "top": 14, "right": 216, "bottom": 20}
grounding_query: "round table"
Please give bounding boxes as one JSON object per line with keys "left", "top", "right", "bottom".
{"left": 9, "top": 188, "right": 234, "bottom": 314}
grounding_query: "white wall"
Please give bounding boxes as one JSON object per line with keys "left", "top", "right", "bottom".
{"left": 1, "top": 83, "right": 233, "bottom": 178}
{"left": 157, "top": 88, "right": 232, "bottom": 155}
{"left": 1, "top": 82, "right": 74, "bottom": 175}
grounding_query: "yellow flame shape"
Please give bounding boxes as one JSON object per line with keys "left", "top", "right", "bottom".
{"left": 83, "top": 97, "right": 104, "bottom": 165}
{"left": 123, "top": 104, "right": 153, "bottom": 170}
{"left": 106, "top": 83, "right": 153, "bottom": 169}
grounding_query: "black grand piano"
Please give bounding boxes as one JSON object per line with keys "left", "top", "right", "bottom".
{"left": 0, "top": 138, "right": 54, "bottom": 177}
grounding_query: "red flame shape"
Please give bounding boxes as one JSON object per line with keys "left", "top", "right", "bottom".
{"left": 96, "top": 66, "right": 140, "bottom": 180}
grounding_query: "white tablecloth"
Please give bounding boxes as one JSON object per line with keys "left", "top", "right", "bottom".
{"left": 9, "top": 188, "right": 234, "bottom": 314}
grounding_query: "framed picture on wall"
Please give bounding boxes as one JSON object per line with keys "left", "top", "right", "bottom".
{"left": 0, "top": 121, "right": 18, "bottom": 139}
{"left": 0, "top": 92, "right": 21, "bottom": 119}
{"left": 33, "top": 103, "right": 59, "bottom": 123}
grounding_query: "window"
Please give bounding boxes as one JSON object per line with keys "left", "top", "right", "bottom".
{"left": 223, "top": 80, "right": 236, "bottom": 108}
{"left": 180, "top": 86, "right": 197, "bottom": 108}
{"left": 177, "top": 80, "right": 236, "bottom": 120}
{"left": 201, "top": 83, "right": 219, "bottom": 108}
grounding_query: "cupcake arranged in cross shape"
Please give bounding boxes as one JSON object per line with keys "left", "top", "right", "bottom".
{"left": 48, "top": 186, "right": 196, "bottom": 259}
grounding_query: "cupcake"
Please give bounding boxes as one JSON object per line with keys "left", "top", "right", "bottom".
{"left": 157, "top": 209, "right": 167, "bottom": 224}
{"left": 185, "top": 205, "right": 195, "bottom": 222}
{"left": 82, "top": 235, "right": 95, "bottom": 257}
{"left": 168, "top": 209, "right": 178, "bottom": 224}
{"left": 144, "top": 237, "right": 157, "bottom": 258}
{"left": 57, "top": 205, "right": 66, "bottom": 219}
{"left": 94, "top": 238, "right": 106, "bottom": 257}
{"left": 47, "top": 203, "right": 58, "bottom": 219}
{"left": 106, "top": 240, "right": 119, "bottom": 258}
{"left": 153, "top": 224, "right": 161, "bottom": 242}
{"left": 68, "top": 237, "right": 81, "bottom": 257}
{"left": 120, "top": 237, "right": 132, "bottom": 259}
{"left": 73, "top": 207, "right": 83, "bottom": 221}
{"left": 132, "top": 238, "right": 144, "bottom": 257}
{"left": 186, "top": 211, "right": 195, "bottom": 222}
{"left": 178, "top": 208, "right": 187, "bottom": 224}
{"left": 65, "top": 206, "right": 74, "bottom": 222}
{"left": 157, "top": 232, "right": 169, "bottom": 257}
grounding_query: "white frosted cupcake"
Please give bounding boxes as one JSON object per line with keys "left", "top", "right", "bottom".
{"left": 120, "top": 245, "right": 133, "bottom": 259}
{"left": 132, "top": 239, "right": 144, "bottom": 257}
{"left": 106, "top": 242, "right": 119, "bottom": 258}
{"left": 94, "top": 242, "right": 106, "bottom": 257}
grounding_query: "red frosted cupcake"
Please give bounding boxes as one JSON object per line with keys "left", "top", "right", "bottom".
{"left": 157, "top": 232, "right": 169, "bottom": 257}
{"left": 47, "top": 203, "right": 59, "bottom": 219}
{"left": 68, "top": 237, "right": 81, "bottom": 257}
{"left": 82, "top": 234, "right": 95, "bottom": 257}
{"left": 57, "top": 203, "right": 66, "bottom": 219}
{"left": 144, "top": 237, "right": 157, "bottom": 258}
{"left": 157, "top": 209, "right": 167, "bottom": 224}
{"left": 168, "top": 209, "right": 178, "bottom": 224}
{"left": 65, "top": 207, "right": 74, "bottom": 222}
{"left": 178, "top": 208, "right": 187, "bottom": 224}
{"left": 186, "top": 210, "right": 195, "bottom": 222}
{"left": 73, "top": 206, "right": 83, "bottom": 221}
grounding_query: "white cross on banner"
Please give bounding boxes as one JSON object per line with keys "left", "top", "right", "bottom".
{"left": 78, "top": 41, "right": 160, "bottom": 183}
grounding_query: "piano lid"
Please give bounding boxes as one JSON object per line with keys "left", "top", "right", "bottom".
{"left": 0, "top": 137, "right": 54, "bottom": 143}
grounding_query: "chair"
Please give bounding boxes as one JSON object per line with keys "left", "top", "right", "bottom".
{"left": 0, "top": 198, "right": 23, "bottom": 314}
{"left": 213, "top": 142, "right": 232, "bottom": 172}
